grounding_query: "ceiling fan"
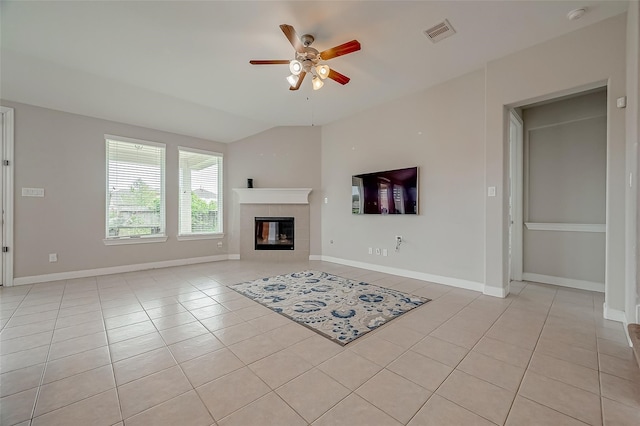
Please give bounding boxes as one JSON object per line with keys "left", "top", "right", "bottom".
{"left": 250, "top": 24, "right": 361, "bottom": 91}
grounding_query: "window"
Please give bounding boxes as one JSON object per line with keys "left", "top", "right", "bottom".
{"left": 178, "top": 147, "right": 223, "bottom": 237}
{"left": 105, "top": 136, "right": 166, "bottom": 243}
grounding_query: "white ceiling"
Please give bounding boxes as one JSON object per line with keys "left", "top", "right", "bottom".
{"left": 0, "top": 1, "right": 629, "bottom": 143}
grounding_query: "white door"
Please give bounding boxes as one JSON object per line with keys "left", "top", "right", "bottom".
{"left": 0, "top": 106, "right": 14, "bottom": 287}
{"left": 509, "top": 111, "right": 523, "bottom": 282}
{"left": 0, "top": 111, "right": 4, "bottom": 285}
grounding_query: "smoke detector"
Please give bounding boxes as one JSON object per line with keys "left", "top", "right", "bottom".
{"left": 567, "top": 7, "right": 587, "bottom": 21}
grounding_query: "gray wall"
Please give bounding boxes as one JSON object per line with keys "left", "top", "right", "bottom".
{"left": 484, "top": 14, "right": 627, "bottom": 308}
{"left": 2, "top": 12, "right": 634, "bottom": 317}
{"left": 322, "top": 14, "right": 627, "bottom": 304}
{"left": 627, "top": 1, "right": 640, "bottom": 323}
{"left": 321, "top": 69, "right": 486, "bottom": 285}
{"left": 522, "top": 91, "right": 607, "bottom": 284}
{"left": 3, "top": 101, "right": 228, "bottom": 278}
{"left": 226, "top": 126, "right": 322, "bottom": 256}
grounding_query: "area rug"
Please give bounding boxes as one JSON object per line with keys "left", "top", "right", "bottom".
{"left": 230, "top": 270, "right": 430, "bottom": 345}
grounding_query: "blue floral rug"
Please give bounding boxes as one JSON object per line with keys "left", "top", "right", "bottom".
{"left": 230, "top": 270, "right": 430, "bottom": 345}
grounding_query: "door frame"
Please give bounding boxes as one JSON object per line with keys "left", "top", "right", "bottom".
{"left": 509, "top": 110, "right": 524, "bottom": 282}
{"left": 1, "top": 106, "right": 14, "bottom": 287}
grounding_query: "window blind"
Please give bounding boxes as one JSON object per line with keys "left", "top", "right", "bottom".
{"left": 106, "top": 136, "right": 166, "bottom": 239}
{"left": 178, "top": 148, "right": 223, "bottom": 235}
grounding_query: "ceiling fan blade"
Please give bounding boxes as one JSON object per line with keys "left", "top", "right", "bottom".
{"left": 327, "top": 69, "right": 350, "bottom": 85}
{"left": 290, "top": 71, "right": 306, "bottom": 91}
{"left": 249, "top": 60, "right": 290, "bottom": 65}
{"left": 280, "top": 24, "right": 305, "bottom": 53}
{"left": 320, "top": 40, "right": 361, "bottom": 61}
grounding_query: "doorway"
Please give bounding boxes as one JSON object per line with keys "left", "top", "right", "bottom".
{"left": 509, "top": 88, "right": 607, "bottom": 292}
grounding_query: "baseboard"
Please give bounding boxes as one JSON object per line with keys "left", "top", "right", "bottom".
{"left": 483, "top": 285, "right": 508, "bottom": 298}
{"left": 228, "top": 254, "right": 240, "bottom": 260}
{"left": 522, "top": 272, "right": 604, "bottom": 293}
{"left": 13, "top": 254, "right": 232, "bottom": 286}
{"left": 308, "top": 255, "right": 323, "bottom": 261}
{"left": 603, "top": 302, "right": 632, "bottom": 346}
{"left": 603, "top": 302, "right": 627, "bottom": 323}
{"left": 316, "top": 255, "right": 484, "bottom": 293}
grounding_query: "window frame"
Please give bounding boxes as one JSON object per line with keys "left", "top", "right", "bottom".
{"left": 177, "top": 146, "right": 224, "bottom": 240}
{"left": 104, "top": 135, "right": 167, "bottom": 245}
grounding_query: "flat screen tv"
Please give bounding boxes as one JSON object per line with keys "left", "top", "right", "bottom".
{"left": 352, "top": 167, "right": 418, "bottom": 215}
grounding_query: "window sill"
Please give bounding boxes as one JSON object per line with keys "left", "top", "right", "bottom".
{"left": 103, "top": 235, "right": 168, "bottom": 246}
{"left": 177, "top": 233, "right": 224, "bottom": 241}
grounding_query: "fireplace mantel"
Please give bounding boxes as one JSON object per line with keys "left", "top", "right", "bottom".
{"left": 233, "top": 188, "right": 312, "bottom": 204}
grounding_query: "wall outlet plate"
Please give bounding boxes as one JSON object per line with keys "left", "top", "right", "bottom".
{"left": 375, "top": 248, "right": 381, "bottom": 255}
{"left": 382, "top": 249, "right": 388, "bottom": 256}
{"left": 49, "top": 253, "right": 57, "bottom": 262}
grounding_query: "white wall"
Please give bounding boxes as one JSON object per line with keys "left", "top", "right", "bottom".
{"left": 2, "top": 101, "right": 228, "bottom": 280}
{"left": 485, "top": 14, "right": 627, "bottom": 307}
{"left": 226, "top": 126, "right": 322, "bottom": 256}
{"left": 321, "top": 69, "right": 486, "bottom": 288}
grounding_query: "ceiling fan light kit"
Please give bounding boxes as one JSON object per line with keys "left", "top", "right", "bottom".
{"left": 286, "top": 74, "right": 299, "bottom": 87}
{"left": 289, "top": 60, "right": 303, "bottom": 75}
{"left": 250, "top": 24, "right": 361, "bottom": 91}
{"left": 312, "top": 75, "right": 324, "bottom": 91}
{"left": 316, "top": 65, "right": 330, "bottom": 79}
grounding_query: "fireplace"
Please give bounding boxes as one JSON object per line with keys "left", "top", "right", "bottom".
{"left": 255, "top": 217, "right": 294, "bottom": 250}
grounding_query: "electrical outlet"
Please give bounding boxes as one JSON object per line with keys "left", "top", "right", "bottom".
{"left": 217, "top": 241, "right": 223, "bottom": 248}
{"left": 368, "top": 247, "right": 373, "bottom": 255}
{"left": 375, "top": 248, "right": 381, "bottom": 255}
{"left": 382, "top": 249, "right": 388, "bottom": 256}
{"left": 49, "top": 253, "right": 57, "bottom": 262}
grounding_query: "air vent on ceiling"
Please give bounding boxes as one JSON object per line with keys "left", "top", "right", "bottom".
{"left": 424, "top": 19, "right": 456, "bottom": 43}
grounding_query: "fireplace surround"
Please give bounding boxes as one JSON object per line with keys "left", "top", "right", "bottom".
{"left": 234, "top": 188, "right": 312, "bottom": 261}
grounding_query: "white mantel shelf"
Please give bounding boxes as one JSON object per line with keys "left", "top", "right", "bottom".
{"left": 233, "top": 188, "right": 312, "bottom": 205}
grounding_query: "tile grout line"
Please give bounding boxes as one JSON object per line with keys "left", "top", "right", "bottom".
{"left": 506, "top": 284, "right": 605, "bottom": 426}
{"left": 502, "top": 283, "right": 557, "bottom": 424}
{"left": 402, "top": 289, "right": 493, "bottom": 425}
{"left": 98, "top": 276, "right": 126, "bottom": 425}
{"left": 29, "top": 278, "right": 67, "bottom": 423}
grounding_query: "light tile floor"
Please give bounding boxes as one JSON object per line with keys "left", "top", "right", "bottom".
{"left": 1, "top": 260, "right": 639, "bottom": 425}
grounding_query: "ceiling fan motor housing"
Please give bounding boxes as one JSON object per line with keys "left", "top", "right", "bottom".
{"left": 301, "top": 34, "right": 315, "bottom": 47}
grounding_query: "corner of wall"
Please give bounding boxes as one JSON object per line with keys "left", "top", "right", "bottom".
{"left": 483, "top": 285, "right": 508, "bottom": 298}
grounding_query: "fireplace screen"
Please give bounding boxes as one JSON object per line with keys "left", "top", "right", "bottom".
{"left": 255, "top": 217, "right": 294, "bottom": 250}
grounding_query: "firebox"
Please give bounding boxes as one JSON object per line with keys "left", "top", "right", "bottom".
{"left": 254, "top": 217, "right": 294, "bottom": 250}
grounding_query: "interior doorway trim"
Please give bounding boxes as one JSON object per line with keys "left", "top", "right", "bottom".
{"left": 509, "top": 110, "right": 523, "bottom": 282}
{"left": 1, "top": 106, "right": 14, "bottom": 287}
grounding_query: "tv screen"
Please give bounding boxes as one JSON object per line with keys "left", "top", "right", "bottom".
{"left": 352, "top": 167, "right": 418, "bottom": 215}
